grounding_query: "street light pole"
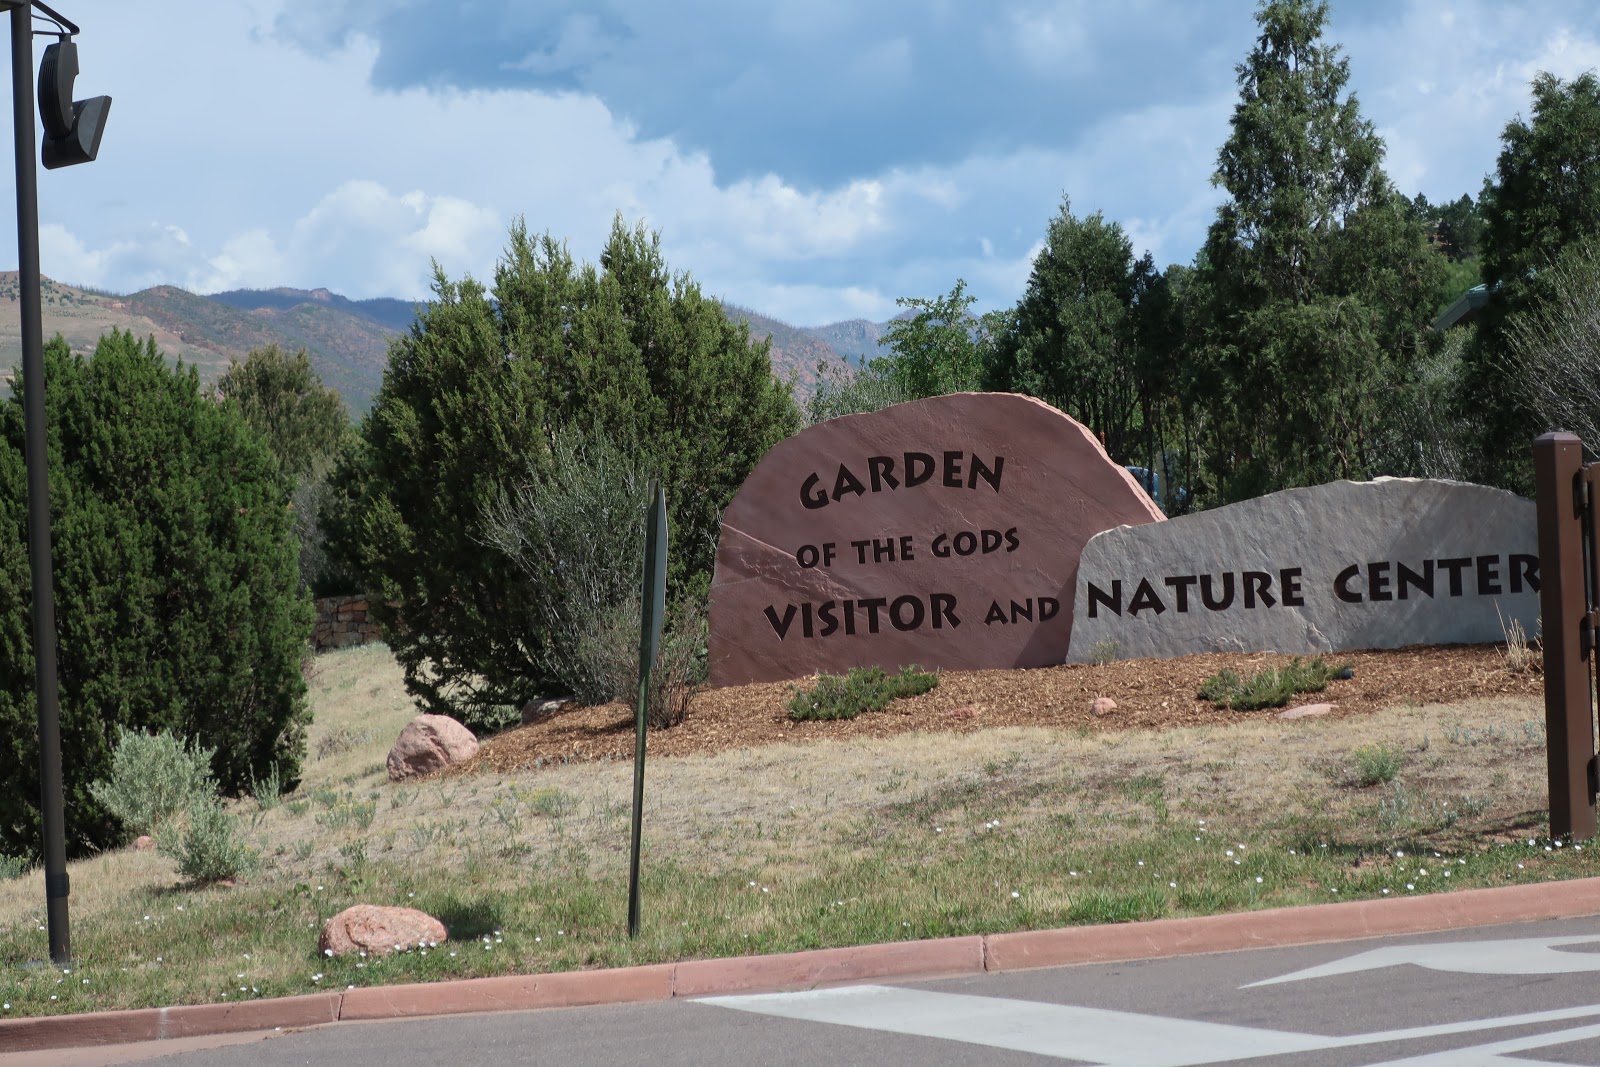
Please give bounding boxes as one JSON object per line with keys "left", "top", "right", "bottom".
{"left": 9, "top": 0, "right": 68, "bottom": 966}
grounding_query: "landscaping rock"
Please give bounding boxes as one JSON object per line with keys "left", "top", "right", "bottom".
{"left": 1278, "top": 702, "right": 1337, "bottom": 720}
{"left": 521, "top": 697, "right": 571, "bottom": 725}
{"left": 386, "top": 714, "right": 479, "bottom": 781}
{"left": 133, "top": 834, "right": 154, "bottom": 851}
{"left": 1090, "top": 696, "right": 1117, "bottom": 717}
{"left": 709, "top": 393, "right": 1165, "bottom": 686}
{"left": 318, "top": 905, "right": 446, "bottom": 958}
{"left": 1068, "top": 478, "right": 1539, "bottom": 662}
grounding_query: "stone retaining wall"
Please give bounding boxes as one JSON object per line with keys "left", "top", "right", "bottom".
{"left": 313, "top": 594, "right": 384, "bottom": 650}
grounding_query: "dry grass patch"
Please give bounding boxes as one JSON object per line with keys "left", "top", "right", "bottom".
{"left": 0, "top": 645, "right": 1587, "bottom": 1020}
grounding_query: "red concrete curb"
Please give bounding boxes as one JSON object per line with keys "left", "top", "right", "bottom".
{"left": 5, "top": 877, "right": 1599, "bottom": 1055}
{"left": 0, "top": 993, "right": 341, "bottom": 1055}
{"left": 984, "top": 877, "right": 1600, "bottom": 972}
{"left": 338, "top": 964, "right": 675, "bottom": 1020}
{"left": 672, "top": 936, "right": 986, "bottom": 998}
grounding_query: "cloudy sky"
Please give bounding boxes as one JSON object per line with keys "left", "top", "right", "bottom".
{"left": 8, "top": 0, "right": 1600, "bottom": 326}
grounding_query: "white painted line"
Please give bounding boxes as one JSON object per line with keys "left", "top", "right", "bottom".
{"left": 1357, "top": 1019, "right": 1600, "bottom": 1065}
{"left": 1246, "top": 934, "right": 1600, "bottom": 987}
{"left": 703, "top": 985, "right": 1346, "bottom": 1065}
{"left": 699, "top": 986, "right": 1600, "bottom": 1067}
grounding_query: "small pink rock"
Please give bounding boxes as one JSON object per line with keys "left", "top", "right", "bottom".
{"left": 133, "top": 835, "right": 154, "bottom": 851}
{"left": 386, "top": 714, "right": 479, "bottom": 781}
{"left": 319, "top": 905, "right": 447, "bottom": 958}
{"left": 1279, "top": 702, "right": 1337, "bottom": 720}
{"left": 1090, "top": 696, "right": 1117, "bottom": 717}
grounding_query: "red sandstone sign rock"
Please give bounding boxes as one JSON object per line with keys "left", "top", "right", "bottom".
{"left": 708, "top": 393, "right": 1165, "bottom": 686}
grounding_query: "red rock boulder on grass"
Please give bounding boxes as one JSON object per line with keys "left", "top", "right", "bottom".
{"left": 319, "top": 905, "right": 446, "bottom": 958}
{"left": 708, "top": 393, "right": 1166, "bottom": 686}
{"left": 386, "top": 714, "right": 478, "bottom": 781}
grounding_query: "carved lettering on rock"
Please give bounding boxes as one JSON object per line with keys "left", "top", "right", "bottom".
{"left": 708, "top": 393, "right": 1166, "bottom": 686}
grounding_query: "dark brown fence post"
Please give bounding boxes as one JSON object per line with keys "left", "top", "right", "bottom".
{"left": 1534, "top": 431, "right": 1597, "bottom": 841}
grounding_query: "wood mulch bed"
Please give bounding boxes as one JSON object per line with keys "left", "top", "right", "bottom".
{"left": 457, "top": 645, "right": 1544, "bottom": 776}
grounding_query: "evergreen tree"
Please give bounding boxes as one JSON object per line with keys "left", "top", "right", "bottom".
{"left": 215, "top": 345, "right": 356, "bottom": 595}
{"left": 0, "top": 332, "right": 311, "bottom": 858}
{"left": 984, "top": 197, "right": 1159, "bottom": 463}
{"left": 1195, "top": 0, "right": 1442, "bottom": 500}
{"left": 331, "top": 216, "right": 799, "bottom": 730}
{"left": 214, "top": 345, "right": 349, "bottom": 480}
{"left": 1464, "top": 72, "right": 1600, "bottom": 488}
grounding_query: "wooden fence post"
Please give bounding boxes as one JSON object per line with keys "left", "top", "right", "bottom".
{"left": 1534, "top": 431, "right": 1597, "bottom": 841}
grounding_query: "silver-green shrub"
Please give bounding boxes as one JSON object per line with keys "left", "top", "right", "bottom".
{"left": 156, "top": 793, "right": 260, "bottom": 883}
{"left": 480, "top": 424, "right": 653, "bottom": 708}
{"left": 88, "top": 727, "right": 217, "bottom": 839}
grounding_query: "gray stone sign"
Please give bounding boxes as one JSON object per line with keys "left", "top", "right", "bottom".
{"left": 1066, "top": 478, "right": 1539, "bottom": 662}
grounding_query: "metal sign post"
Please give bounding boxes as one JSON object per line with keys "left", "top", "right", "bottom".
{"left": 627, "top": 481, "right": 667, "bottom": 939}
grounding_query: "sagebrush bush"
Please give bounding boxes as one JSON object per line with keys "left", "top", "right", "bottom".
{"left": 577, "top": 596, "right": 708, "bottom": 728}
{"left": 88, "top": 727, "right": 218, "bottom": 840}
{"left": 481, "top": 424, "right": 653, "bottom": 717}
{"left": 1196, "top": 656, "right": 1348, "bottom": 710}
{"left": 788, "top": 665, "right": 939, "bottom": 722}
{"left": 1351, "top": 743, "right": 1405, "bottom": 786}
{"left": 0, "top": 854, "right": 28, "bottom": 880}
{"left": 156, "top": 793, "right": 260, "bottom": 884}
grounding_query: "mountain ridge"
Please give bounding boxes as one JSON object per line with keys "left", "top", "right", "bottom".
{"left": 0, "top": 278, "right": 893, "bottom": 414}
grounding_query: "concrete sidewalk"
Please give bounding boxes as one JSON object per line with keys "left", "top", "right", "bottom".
{"left": 5, "top": 875, "right": 1600, "bottom": 1060}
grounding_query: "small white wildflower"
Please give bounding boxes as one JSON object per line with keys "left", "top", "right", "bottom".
{"left": 324, "top": 949, "right": 334, "bottom": 957}
{"left": 1168, "top": 882, "right": 1177, "bottom": 889}
{"left": 1010, "top": 891, "right": 1020, "bottom": 898}
{"left": 1255, "top": 876, "right": 1263, "bottom": 884}
{"left": 1381, "top": 888, "right": 1390, "bottom": 894}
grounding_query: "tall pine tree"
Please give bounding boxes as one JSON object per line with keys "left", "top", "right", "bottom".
{"left": 1195, "top": 0, "right": 1441, "bottom": 501}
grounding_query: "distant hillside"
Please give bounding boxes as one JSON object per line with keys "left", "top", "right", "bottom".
{"left": 720, "top": 303, "right": 852, "bottom": 393}
{"left": 0, "top": 277, "right": 894, "bottom": 416}
{"left": 209, "top": 287, "right": 421, "bottom": 333}
{"left": 808, "top": 318, "right": 892, "bottom": 364}
{"left": 124, "top": 286, "right": 392, "bottom": 414}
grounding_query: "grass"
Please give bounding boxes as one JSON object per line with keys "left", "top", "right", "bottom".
{"left": 1196, "top": 656, "right": 1349, "bottom": 710}
{"left": 0, "top": 644, "right": 1589, "bottom": 1019}
{"left": 787, "top": 665, "right": 939, "bottom": 721}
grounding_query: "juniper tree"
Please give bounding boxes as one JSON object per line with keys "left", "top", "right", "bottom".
{"left": 330, "top": 216, "right": 799, "bottom": 730}
{"left": 0, "top": 331, "right": 311, "bottom": 858}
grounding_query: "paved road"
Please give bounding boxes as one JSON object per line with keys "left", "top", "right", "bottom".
{"left": 17, "top": 914, "right": 1600, "bottom": 1066}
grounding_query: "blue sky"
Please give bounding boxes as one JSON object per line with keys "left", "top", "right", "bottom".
{"left": 9, "top": 0, "right": 1600, "bottom": 325}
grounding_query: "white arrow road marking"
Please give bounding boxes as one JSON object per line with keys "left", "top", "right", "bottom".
{"left": 1245, "top": 934, "right": 1600, "bottom": 987}
{"left": 699, "top": 986, "right": 1600, "bottom": 1067}
{"left": 1357, "top": 1019, "right": 1600, "bottom": 1066}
